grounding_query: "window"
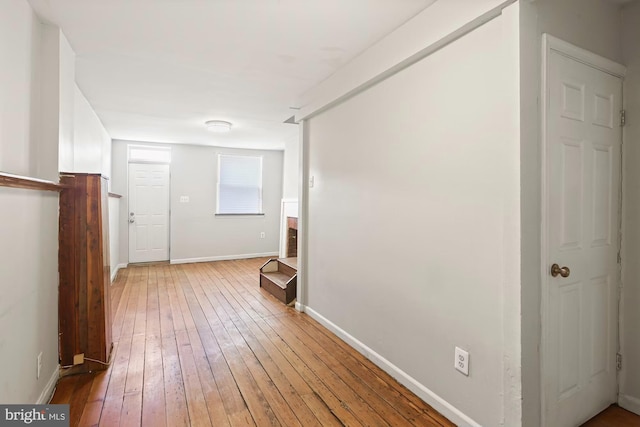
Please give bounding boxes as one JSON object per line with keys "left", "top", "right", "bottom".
{"left": 128, "top": 145, "right": 171, "bottom": 163}
{"left": 216, "top": 154, "right": 263, "bottom": 214}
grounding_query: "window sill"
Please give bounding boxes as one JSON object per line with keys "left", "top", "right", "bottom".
{"left": 215, "top": 213, "right": 265, "bottom": 216}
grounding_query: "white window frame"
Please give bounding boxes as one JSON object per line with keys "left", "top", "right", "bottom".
{"left": 216, "top": 154, "right": 264, "bottom": 215}
{"left": 128, "top": 145, "right": 172, "bottom": 164}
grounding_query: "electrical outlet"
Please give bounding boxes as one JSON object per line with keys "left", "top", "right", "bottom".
{"left": 37, "top": 352, "right": 42, "bottom": 379}
{"left": 455, "top": 346, "right": 469, "bottom": 376}
{"left": 260, "top": 232, "right": 266, "bottom": 239}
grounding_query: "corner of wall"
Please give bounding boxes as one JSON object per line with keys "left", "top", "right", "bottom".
{"left": 57, "top": 28, "right": 75, "bottom": 174}
{"left": 619, "top": 394, "right": 640, "bottom": 416}
{"left": 36, "top": 368, "right": 59, "bottom": 404}
{"left": 518, "top": 1, "right": 543, "bottom": 426}
{"left": 501, "top": 3, "right": 524, "bottom": 424}
{"left": 39, "top": 24, "right": 62, "bottom": 180}
{"left": 620, "top": 0, "right": 640, "bottom": 414}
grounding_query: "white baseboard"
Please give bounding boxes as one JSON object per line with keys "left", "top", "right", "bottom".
{"left": 36, "top": 368, "right": 59, "bottom": 404}
{"left": 294, "top": 301, "right": 305, "bottom": 312}
{"left": 303, "top": 305, "right": 480, "bottom": 427}
{"left": 170, "top": 252, "right": 279, "bottom": 265}
{"left": 110, "top": 263, "right": 127, "bottom": 283}
{"left": 619, "top": 394, "right": 640, "bottom": 416}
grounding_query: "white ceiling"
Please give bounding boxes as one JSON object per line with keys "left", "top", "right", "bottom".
{"left": 27, "top": 0, "right": 435, "bottom": 150}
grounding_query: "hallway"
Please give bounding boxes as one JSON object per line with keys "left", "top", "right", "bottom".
{"left": 51, "top": 258, "right": 452, "bottom": 426}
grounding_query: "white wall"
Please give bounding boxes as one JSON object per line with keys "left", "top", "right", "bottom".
{"left": 111, "top": 140, "right": 283, "bottom": 264}
{"left": 621, "top": 1, "right": 640, "bottom": 415}
{"left": 73, "top": 85, "right": 112, "bottom": 178}
{"left": 108, "top": 196, "right": 121, "bottom": 281}
{"left": 536, "top": 0, "right": 622, "bottom": 64}
{"left": 0, "top": 0, "right": 45, "bottom": 178}
{"left": 0, "top": 0, "right": 60, "bottom": 403}
{"left": 72, "top": 73, "right": 116, "bottom": 278}
{"left": 0, "top": 189, "right": 59, "bottom": 403}
{"left": 282, "top": 131, "right": 299, "bottom": 200}
{"left": 39, "top": 25, "right": 76, "bottom": 180}
{"left": 58, "top": 32, "right": 75, "bottom": 174}
{"left": 518, "top": 1, "right": 624, "bottom": 424}
{"left": 73, "top": 84, "right": 115, "bottom": 281}
{"left": 112, "top": 141, "right": 129, "bottom": 264}
{"left": 304, "top": 9, "right": 520, "bottom": 426}
{"left": 38, "top": 24, "right": 112, "bottom": 180}
{"left": 296, "top": 0, "right": 517, "bottom": 119}
{"left": 518, "top": 2, "right": 542, "bottom": 425}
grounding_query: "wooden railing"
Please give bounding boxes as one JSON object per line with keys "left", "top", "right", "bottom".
{"left": 0, "top": 171, "right": 62, "bottom": 192}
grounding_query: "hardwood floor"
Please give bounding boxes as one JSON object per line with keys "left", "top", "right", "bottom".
{"left": 51, "top": 258, "right": 453, "bottom": 426}
{"left": 583, "top": 405, "right": 640, "bottom": 427}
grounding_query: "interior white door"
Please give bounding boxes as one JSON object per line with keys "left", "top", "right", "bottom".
{"left": 129, "top": 163, "right": 170, "bottom": 263}
{"left": 545, "top": 50, "right": 622, "bottom": 426}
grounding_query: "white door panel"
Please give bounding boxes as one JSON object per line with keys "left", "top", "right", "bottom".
{"left": 129, "top": 163, "right": 170, "bottom": 263}
{"left": 545, "top": 50, "right": 621, "bottom": 427}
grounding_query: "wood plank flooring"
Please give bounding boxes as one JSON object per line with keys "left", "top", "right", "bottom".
{"left": 51, "top": 258, "right": 453, "bottom": 427}
{"left": 583, "top": 405, "right": 640, "bottom": 427}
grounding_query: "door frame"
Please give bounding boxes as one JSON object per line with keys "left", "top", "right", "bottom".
{"left": 540, "top": 34, "right": 626, "bottom": 424}
{"left": 127, "top": 156, "right": 172, "bottom": 264}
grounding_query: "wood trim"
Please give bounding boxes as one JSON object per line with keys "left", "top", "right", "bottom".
{"left": 108, "top": 192, "right": 122, "bottom": 199}
{"left": 543, "top": 34, "right": 627, "bottom": 78}
{"left": 0, "top": 172, "right": 61, "bottom": 192}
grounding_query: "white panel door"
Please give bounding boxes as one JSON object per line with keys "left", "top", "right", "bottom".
{"left": 129, "top": 163, "right": 170, "bottom": 263}
{"left": 545, "top": 50, "right": 622, "bottom": 427}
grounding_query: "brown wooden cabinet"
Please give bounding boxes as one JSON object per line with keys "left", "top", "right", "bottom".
{"left": 58, "top": 173, "right": 112, "bottom": 372}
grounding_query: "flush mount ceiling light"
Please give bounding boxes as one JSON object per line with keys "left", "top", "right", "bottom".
{"left": 205, "top": 120, "right": 232, "bottom": 133}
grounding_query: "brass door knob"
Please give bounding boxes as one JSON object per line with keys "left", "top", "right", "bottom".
{"left": 551, "top": 263, "right": 570, "bottom": 278}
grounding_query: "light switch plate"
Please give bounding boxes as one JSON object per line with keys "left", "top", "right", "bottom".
{"left": 179, "top": 196, "right": 190, "bottom": 203}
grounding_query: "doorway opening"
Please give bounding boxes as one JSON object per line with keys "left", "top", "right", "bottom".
{"left": 128, "top": 145, "right": 171, "bottom": 264}
{"left": 541, "top": 34, "right": 625, "bottom": 427}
